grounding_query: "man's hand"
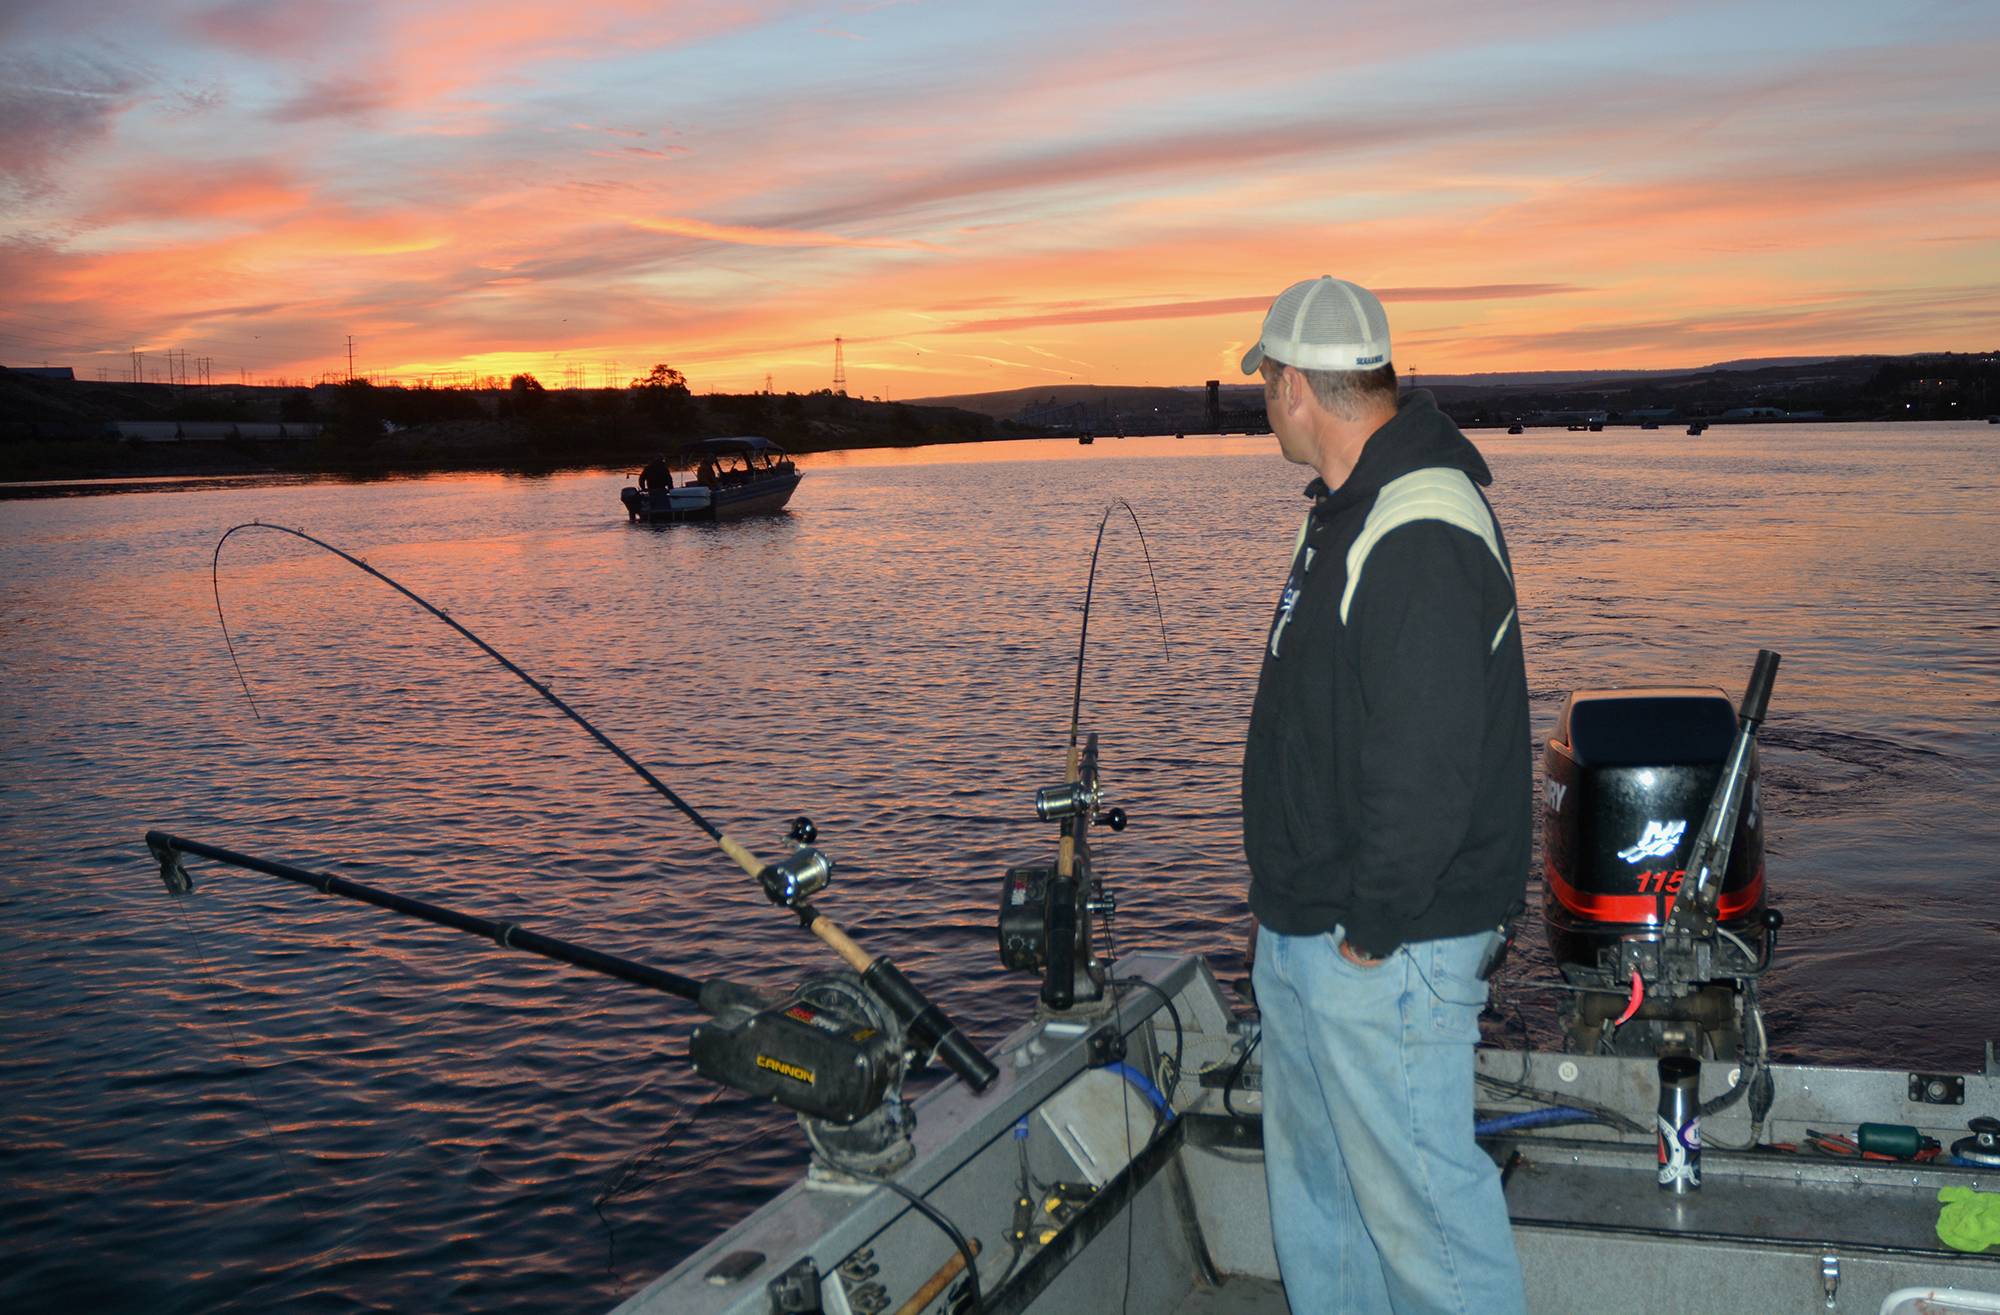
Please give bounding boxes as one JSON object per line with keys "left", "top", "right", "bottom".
{"left": 1339, "top": 939, "right": 1383, "bottom": 967}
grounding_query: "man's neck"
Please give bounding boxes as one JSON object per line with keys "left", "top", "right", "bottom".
{"left": 1313, "top": 397, "right": 1399, "bottom": 491}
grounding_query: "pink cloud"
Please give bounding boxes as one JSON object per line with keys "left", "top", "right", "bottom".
{"left": 186, "top": 1, "right": 348, "bottom": 57}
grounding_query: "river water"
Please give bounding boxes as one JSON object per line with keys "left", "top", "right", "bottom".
{"left": 3, "top": 424, "right": 1997, "bottom": 1312}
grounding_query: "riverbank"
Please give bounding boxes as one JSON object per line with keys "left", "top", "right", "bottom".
{"left": 0, "top": 372, "right": 1018, "bottom": 490}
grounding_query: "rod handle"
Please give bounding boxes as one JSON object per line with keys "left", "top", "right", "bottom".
{"left": 862, "top": 956, "right": 1000, "bottom": 1093}
{"left": 718, "top": 834, "right": 764, "bottom": 879}
{"left": 1739, "top": 649, "right": 1781, "bottom": 725}
{"left": 808, "top": 914, "right": 875, "bottom": 974}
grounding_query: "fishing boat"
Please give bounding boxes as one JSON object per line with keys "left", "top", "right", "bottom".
{"left": 593, "top": 661, "right": 2000, "bottom": 1315}
{"left": 622, "top": 436, "right": 801, "bottom": 523}
{"left": 152, "top": 530, "right": 2000, "bottom": 1315}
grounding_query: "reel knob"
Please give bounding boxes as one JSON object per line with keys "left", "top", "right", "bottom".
{"left": 1763, "top": 909, "right": 1784, "bottom": 930}
{"left": 1104, "top": 808, "right": 1127, "bottom": 832}
{"left": 788, "top": 816, "right": 818, "bottom": 845}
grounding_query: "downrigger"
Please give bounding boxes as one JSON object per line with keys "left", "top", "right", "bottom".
{"left": 146, "top": 818, "right": 994, "bottom": 1179}
{"left": 995, "top": 732, "right": 1126, "bottom": 1013}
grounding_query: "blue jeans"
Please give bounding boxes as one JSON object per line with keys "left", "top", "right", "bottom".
{"left": 1254, "top": 926, "right": 1524, "bottom": 1314}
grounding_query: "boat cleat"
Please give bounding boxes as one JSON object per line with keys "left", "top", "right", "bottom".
{"left": 1950, "top": 1115, "right": 2000, "bottom": 1167}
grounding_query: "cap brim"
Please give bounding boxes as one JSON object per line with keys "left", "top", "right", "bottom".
{"left": 1240, "top": 342, "right": 1265, "bottom": 375}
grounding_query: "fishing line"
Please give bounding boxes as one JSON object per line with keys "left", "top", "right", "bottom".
{"left": 592, "top": 1085, "right": 729, "bottom": 1272}
{"left": 211, "top": 522, "right": 726, "bottom": 842}
{"left": 1120, "top": 1053, "right": 1136, "bottom": 1315}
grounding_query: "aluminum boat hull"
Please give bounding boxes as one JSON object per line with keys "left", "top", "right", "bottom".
{"left": 614, "top": 952, "right": 2000, "bottom": 1315}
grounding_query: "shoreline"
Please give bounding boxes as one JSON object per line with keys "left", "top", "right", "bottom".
{"left": 2, "top": 414, "right": 1979, "bottom": 501}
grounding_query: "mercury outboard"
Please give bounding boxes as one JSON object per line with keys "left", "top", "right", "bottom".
{"left": 1542, "top": 653, "right": 1784, "bottom": 1060}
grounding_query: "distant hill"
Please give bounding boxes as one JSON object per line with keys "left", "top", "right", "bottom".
{"left": 904, "top": 357, "right": 1883, "bottom": 413}
{"left": 902, "top": 351, "right": 1998, "bottom": 431}
{"left": 901, "top": 383, "right": 1233, "bottom": 420}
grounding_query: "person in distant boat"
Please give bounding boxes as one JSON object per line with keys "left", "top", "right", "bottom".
{"left": 1238, "top": 278, "right": 1529, "bottom": 1315}
{"left": 639, "top": 454, "right": 673, "bottom": 498}
{"left": 697, "top": 457, "right": 718, "bottom": 491}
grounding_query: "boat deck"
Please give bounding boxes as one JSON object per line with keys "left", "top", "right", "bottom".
{"left": 616, "top": 954, "right": 2000, "bottom": 1315}
{"left": 1173, "top": 1275, "right": 1285, "bottom": 1314}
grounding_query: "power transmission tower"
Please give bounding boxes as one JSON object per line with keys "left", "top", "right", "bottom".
{"left": 765, "top": 373, "right": 773, "bottom": 395}
{"left": 347, "top": 336, "right": 356, "bottom": 382}
{"left": 832, "top": 336, "right": 845, "bottom": 392}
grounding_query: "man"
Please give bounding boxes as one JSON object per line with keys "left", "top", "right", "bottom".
{"left": 639, "top": 453, "right": 674, "bottom": 499}
{"left": 1239, "top": 277, "right": 1529, "bottom": 1314}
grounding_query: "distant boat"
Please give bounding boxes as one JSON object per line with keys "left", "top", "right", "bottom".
{"left": 1508, "top": 423, "right": 1524, "bottom": 434}
{"left": 1078, "top": 433, "right": 1094, "bottom": 445}
{"left": 620, "top": 436, "right": 801, "bottom": 523}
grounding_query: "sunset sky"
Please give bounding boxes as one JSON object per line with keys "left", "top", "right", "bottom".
{"left": 4, "top": 0, "right": 1996, "bottom": 396}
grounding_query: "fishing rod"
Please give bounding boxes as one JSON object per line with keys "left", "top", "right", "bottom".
{"left": 1001, "top": 501, "right": 1169, "bottom": 1011}
{"left": 147, "top": 830, "right": 909, "bottom": 1130}
{"left": 199, "top": 521, "right": 995, "bottom": 1093}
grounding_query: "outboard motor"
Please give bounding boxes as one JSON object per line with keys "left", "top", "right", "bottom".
{"left": 1543, "top": 685, "right": 1780, "bottom": 1058}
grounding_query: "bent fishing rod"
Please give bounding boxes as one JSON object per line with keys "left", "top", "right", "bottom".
{"left": 1013, "top": 501, "right": 1169, "bottom": 1010}
{"left": 162, "top": 521, "right": 995, "bottom": 1093}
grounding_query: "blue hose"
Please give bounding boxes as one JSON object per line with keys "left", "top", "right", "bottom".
{"left": 1105, "top": 1061, "right": 1175, "bottom": 1120}
{"left": 1475, "top": 1106, "right": 1596, "bottom": 1137}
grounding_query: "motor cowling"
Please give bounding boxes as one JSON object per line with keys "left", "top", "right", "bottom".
{"left": 1544, "top": 687, "right": 1766, "bottom": 963}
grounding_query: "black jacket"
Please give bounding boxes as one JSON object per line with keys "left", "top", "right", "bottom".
{"left": 1241, "top": 391, "right": 1529, "bottom": 958}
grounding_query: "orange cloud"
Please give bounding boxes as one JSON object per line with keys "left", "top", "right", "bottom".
{"left": 937, "top": 287, "right": 1586, "bottom": 334}
{"left": 624, "top": 214, "right": 940, "bottom": 250}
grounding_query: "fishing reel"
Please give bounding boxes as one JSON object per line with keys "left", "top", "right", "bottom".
{"left": 690, "top": 971, "right": 915, "bottom": 1176}
{"left": 757, "top": 816, "right": 835, "bottom": 909}
{"left": 997, "top": 733, "right": 1122, "bottom": 1012}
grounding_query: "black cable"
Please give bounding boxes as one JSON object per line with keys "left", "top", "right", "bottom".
{"left": 211, "top": 522, "right": 725, "bottom": 840}
{"left": 839, "top": 1168, "right": 982, "bottom": 1310}
{"left": 1222, "top": 1031, "right": 1261, "bottom": 1120}
{"left": 1113, "top": 977, "right": 1184, "bottom": 1099}
{"left": 1473, "top": 1072, "right": 1648, "bottom": 1136}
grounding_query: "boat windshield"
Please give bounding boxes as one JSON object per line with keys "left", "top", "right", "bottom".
{"left": 679, "top": 443, "right": 790, "bottom": 486}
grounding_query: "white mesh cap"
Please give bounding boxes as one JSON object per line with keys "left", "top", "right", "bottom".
{"left": 1239, "top": 277, "right": 1392, "bottom": 375}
